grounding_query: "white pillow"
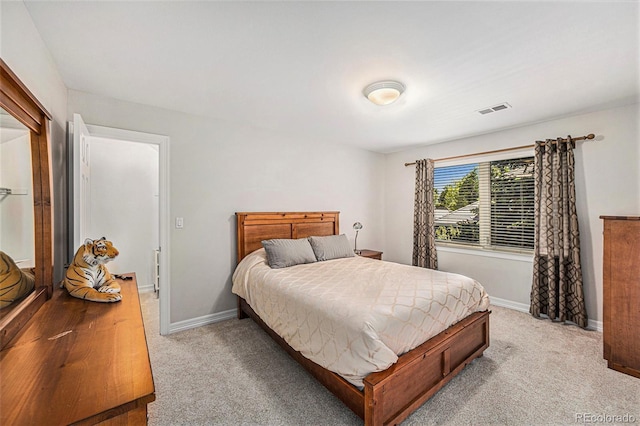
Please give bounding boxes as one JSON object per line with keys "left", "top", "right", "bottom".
{"left": 308, "top": 234, "right": 355, "bottom": 261}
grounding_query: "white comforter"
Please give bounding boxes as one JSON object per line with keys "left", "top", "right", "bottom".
{"left": 232, "top": 249, "right": 490, "bottom": 388}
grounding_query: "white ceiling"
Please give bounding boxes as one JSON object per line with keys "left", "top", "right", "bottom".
{"left": 23, "top": 1, "right": 639, "bottom": 153}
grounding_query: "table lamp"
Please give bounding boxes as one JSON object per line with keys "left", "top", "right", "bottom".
{"left": 353, "top": 222, "right": 363, "bottom": 254}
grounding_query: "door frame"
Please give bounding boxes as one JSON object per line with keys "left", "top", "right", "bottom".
{"left": 71, "top": 122, "right": 171, "bottom": 336}
{"left": 70, "top": 114, "right": 92, "bottom": 259}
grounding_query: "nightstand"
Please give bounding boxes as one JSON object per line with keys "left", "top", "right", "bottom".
{"left": 357, "top": 249, "right": 383, "bottom": 260}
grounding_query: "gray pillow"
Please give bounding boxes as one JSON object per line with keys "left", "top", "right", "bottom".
{"left": 308, "top": 234, "right": 355, "bottom": 261}
{"left": 261, "top": 238, "right": 317, "bottom": 269}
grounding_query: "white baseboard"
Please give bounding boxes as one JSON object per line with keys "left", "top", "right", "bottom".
{"left": 168, "top": 309, "right": 236, "bottom": 334}
{"left": 138, "top": 284, "right": 155, "bottom": 293}
{"left": 163, "top": 298, "right": 603, "bottom": 334}
{"left": 490, "top": 296, "right": 603, "bottom": 332}
{"left": 489, "top": 296, "right": 530, "bottom": 313}
{"left": 587, "top": 318, "right": 603, "bottom": 332}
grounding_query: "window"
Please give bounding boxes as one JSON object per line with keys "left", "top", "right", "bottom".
{"left": 434, "top": 156, "right": 534, "bottom": 251}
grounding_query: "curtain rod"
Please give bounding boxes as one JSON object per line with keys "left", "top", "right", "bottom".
{"left": 404, "top": 133, "right": 595, "bottom": 167}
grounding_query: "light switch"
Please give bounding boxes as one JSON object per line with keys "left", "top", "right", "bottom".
{"left": 175, "top": 217, "right": 184, "bottom": 229}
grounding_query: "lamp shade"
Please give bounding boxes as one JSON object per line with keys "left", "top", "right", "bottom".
{"left": 363, "top": 81, "right": 405, "bottom": 106}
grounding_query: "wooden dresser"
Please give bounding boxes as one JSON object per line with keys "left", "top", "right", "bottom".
{"left": 0, "top": 273, "right": 155, "bottom": 424}
{"left": 601, "top": 216, "right": 640, "bottom": 379}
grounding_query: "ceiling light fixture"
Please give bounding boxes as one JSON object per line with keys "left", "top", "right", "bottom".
{"left": 363, "top": 81, "right": 405, "bottom": 106}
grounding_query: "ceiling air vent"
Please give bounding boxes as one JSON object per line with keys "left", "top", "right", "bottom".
{"left": 477, "top": 102, "right": 512, "bottom": 115}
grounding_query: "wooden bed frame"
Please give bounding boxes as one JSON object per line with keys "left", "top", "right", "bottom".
{"left": 235, "top": 211, "right": 490, "bottom": 426}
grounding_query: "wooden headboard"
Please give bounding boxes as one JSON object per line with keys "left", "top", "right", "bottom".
{"left": 235, "top": 212, "right": 340, "bottom": 263}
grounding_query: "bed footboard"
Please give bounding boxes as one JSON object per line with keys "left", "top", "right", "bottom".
{"left": 363, "top": 310, "right": 490, "bottom": 425}
{"left": 238, "top": 296, "right": 490, "bottom": 426}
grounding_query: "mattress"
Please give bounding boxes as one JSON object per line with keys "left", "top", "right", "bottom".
{"left": 232, "top": 248, "right": 490, "bottom": 388}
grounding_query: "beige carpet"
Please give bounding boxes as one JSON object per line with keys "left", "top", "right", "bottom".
{"left": 140, "top": 293, "right": 639, "bottom": 425}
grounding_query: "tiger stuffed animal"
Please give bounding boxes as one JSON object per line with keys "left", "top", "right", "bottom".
{"left": 0, "top": 251, "right": 35, "bottom": 309}
{"left": 62, "top": 237, "right": 122, "bottom": 302}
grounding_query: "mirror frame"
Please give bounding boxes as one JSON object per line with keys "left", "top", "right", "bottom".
{"left": 0, "top": 58, "right": 53, "bottom": 349}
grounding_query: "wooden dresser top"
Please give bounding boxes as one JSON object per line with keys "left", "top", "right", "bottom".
{"left": 600, "top": 216, "right": 640, "bottom": 221}
{"left": 0, "top": 273, "right": 155, "bottom": 425}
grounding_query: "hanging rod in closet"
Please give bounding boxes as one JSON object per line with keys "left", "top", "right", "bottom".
{"left": 404, "top": 133, "right": 595, "bottom": 167}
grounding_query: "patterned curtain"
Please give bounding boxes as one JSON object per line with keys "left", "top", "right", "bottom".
{"left": 530, "top": 138, "right": 587, "bottom": 327}
{"left": 413, "top": 159, "right": 438, "bottom": 270}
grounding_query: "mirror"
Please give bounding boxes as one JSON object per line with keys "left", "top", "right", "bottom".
{"left": 0, "top": 58, "right": 53, "bottom": 349}
{"left": 0, "top": 108, "right": 35, "bottom": 317}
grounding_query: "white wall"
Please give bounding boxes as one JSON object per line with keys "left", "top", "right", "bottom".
{"left": 68, "top": 89, "right": 386, "bottom": 324}
{"left": 88, "top": 137, "right": 159, "bottom": 291}
{"left": 0, "top": 134, "right": 35, "bottom": 263}
{"left": 0, "top": 1, "right": 69, "bottom": 281}
{"left": 384, "top": 103, "right": 640, "bottom": 326}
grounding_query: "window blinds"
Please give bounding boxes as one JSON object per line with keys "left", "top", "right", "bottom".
{"left": 433, "top": 156, "right": 534, "bottom": 251}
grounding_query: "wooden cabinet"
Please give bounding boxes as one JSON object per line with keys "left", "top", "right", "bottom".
{"left": 601, "top": 216, "right": 640, "bottom": 379}
{"left": 358, "top": 249, "right": 383, "bottom": 260}
{"left": 0, "top": 273, "right": 155, "bottom": 424}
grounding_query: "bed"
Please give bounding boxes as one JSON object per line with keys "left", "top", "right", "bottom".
{"left": 233, "top": 211, "right": 490, "bottom": 425}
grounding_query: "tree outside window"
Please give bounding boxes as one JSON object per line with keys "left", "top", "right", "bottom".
{"left": 433, "top": 157, "right": 534, "bottom": 251}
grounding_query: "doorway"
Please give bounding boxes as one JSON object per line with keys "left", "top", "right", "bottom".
{"left": 69, "top": 114, "right": 170, "bottom": 335}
